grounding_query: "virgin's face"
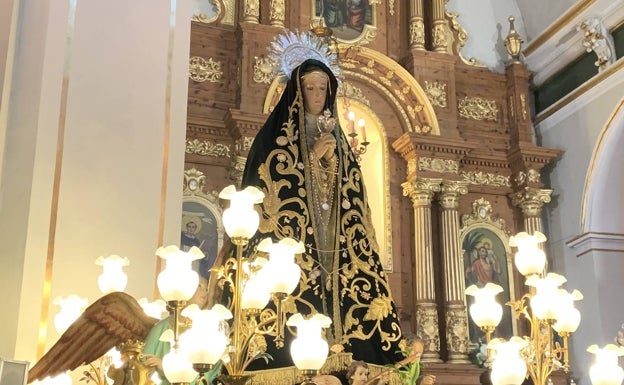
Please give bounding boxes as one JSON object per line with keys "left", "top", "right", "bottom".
{"left": 350, "top": 366, "right": 369, "bottom": 385}
{"left": 302, "top": 71, "right": 328, "bottom": 116}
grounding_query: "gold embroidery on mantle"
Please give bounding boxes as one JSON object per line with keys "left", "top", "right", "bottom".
{"left": 458, "top": 96, "right": 498, "bottom": 121}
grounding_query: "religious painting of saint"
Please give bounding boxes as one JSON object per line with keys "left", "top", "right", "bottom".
{"left": 462, "top": 227, "right": 514, "bottom": 344}
{"left": 314, "top": 0, "right": 374, "bottom": 42}
{"left": 181, "top": 200, "right": 219, "bottom": 280}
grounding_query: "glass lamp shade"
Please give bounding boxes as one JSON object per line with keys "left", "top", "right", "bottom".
{"left": 95, "top": 255, "right": 130, "bottom": 294}
{"left": 162, "top": 350, "right": 198, "bottom": 383}
{"left": 258, "top": 238, "right": 305, "bottom": 295}
{"left": 553, "top": 289, "right": 583, "bottom": 333}
{"left": 156, "top": 245, "right": 203, "bottom": 301}
{"left": 287, "top": 313, "right": 332, "bottom": 370}
{"left": 489, "top": 337, "right": 528, "bottom": 385}
{"left": 466, "top": 283, "right": 504, "bottom": 328}
{"left": 179, "top": 304, "right": 232, "bottom": 365}
{"left": 588, "top": 344, "right": 624, "bottom": 385}
{"left": 526, "top": 273, "right": 567, "bottom": 321}
{"left": 510, "top": 231, "right": 547, "bottom": 276}
{"left": 52, "top": 295, "right": 88, "bottom": 334}
{"left": 242, "top": 276, "right": 271, "bottom": 310}
{"left": 219, "top": 185, "right": 265, "bottom": 239}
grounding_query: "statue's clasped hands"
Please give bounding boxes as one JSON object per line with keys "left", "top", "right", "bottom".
{"left": 312, "top": 133, "right": 337, "bottom": 162}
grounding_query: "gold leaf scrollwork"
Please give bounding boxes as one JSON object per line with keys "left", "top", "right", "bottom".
{"left": 425, "top": 80, "right": 447, "bottom": 108}
{"left": 461, "top": 171, "right": 510, "bottom": 187}
{"left": 458, "top": 96, "right": 498, "bottom": 121}
{"left": 253, "top": 56, "right": 274, "bottom": 84}
{"left": 410, "top": 19, "right": 425, "bottom": 48}
{"left": 418, "top": 157, "right": 458, "bottom": 174}
{"left": 446, "top": 308, "right": 469, "bottom": 354}
{"left": 338, "top": 82, "right": 370, "bottom": 106}
{"left": 186, "top": 139, "right": 231, "bottom": 157}
{"left": 407, "top": 104, "right": 423, "bottom": 119}
{"left": 189, "top": 56, "right": 223, "bottom": 83}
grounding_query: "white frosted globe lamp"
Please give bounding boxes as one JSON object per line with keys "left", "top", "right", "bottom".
{"left": 588, "top": 344, "right": 624, "bottom": 385}
{"left": 219, "top": 185, "right": 265, "bottom": 240}
{"left": 156, "top": 245, "right": 203, "bottom": 301}
{"left": 288, "top": 313, "right": 332, "bottom": 372}
{"left": 489, "top": 337, "right": 528, "bottom": 385}
{"left": 258, "top": 238, "right": 305, "bottom": 295}
{"left": 526, "top": 273, "right": 566, "bottom": 321}
{"left": 95, "top": 255, "right": 129, "bottom": 294}
{"left": 509, "top": 231, "right": 547, "bottom": 277}
{"left": 466, "top": 283, "right": 504, "bottom": 329}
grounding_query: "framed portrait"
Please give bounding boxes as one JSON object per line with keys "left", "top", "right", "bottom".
{"left": 460, "top": 198, "right": 517, "bottom": 346}
{"left": 312, "top": 0, "right": 377, "bottom": 45}
{"left": 182, "top": 168, "right": 224, "bottom": 281}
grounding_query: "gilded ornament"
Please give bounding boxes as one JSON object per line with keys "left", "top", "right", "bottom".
{"left": 425, "top": 80, "right": 447, "bottom": 108}
{"left": 338, "top": 82, "right": 370, "bottom": 106}
{"left": 510, "top": 187, "right": 552, "bottom": 217}
{"left": 362, "top": 59, "right": 375, "bottom": 75}
{"left": 432, "top": 22, "right": 449, "bottom": 53}
{"left": 183, "top": 168, "right": 206, "bottom": 193}
{"left": 269, "top": 0, "right": 285, "bottom": 27}
{"left": 461, "top": 171, "right": 510, "bottom": 187}
{"left": 388, "top": 0, "right": 395, "bottom": 16}
{"left": 229, "top": 155, "right": 246, "bottom": 184}
{"left": 235, "top": 136, "right": 255, "bottom": 153}
{"left": 409, "top": 19, "right": 426, "bottom": 49}
{"left": 458, "top": 96, "right": 498, "bottom": 121}
{"left": 460, "top": 197, "right": 508, "bottom": 233}
{"left": 186, "top": 139, "right": 231, "bottom": 157}
{"left": 407, "top": 104, "right": 423, "bottom": 119}
{"left": 578, "top": 17, "right": 616, "bottom": 69}
{"left": 446, "top": 309, "right": 469, "bottom": 354}
{"left": 504, "top": 16, "right": 523, "bottom": 64}
{"left": 189, "top": 56, "right": 223, "bottom": 83}
{"left": 418, "top": 157, "right": 458, "bottom": 174}
{"left": 191, "top": 0, "right": 221, "bottom": 23}
{"left": 509, "top": 95, "right": 514, "bottom": 118}
{"left": 520, "top": 94, "right": 527, "bottom": 121}
{"left": 253, "top": 56, "right": 274, "bottom": 84}
{"left": 243, "top": 0, "right": 259, "bottom": 23}
{"left": 221, "top": 0, "right": 235, "bottom": 25}
{"left": 416, "top": 306, "right": 441, "bottom": 352}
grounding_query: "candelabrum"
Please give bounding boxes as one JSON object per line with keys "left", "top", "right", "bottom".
{"left": 156, "top": 185, "right": 329, "bottom": 385}
{"left": 466, "top": 231, "right": 583, "bottom": 385}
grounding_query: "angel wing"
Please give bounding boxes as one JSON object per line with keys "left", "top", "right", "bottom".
{"left": 28, "top": 291, "right": 158, "bottom": 383}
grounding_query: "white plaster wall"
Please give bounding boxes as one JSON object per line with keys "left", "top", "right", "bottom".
{"left": 447, "top": 0, "right": 526, "bottom": 73}
{"left": 536, "top": 69, "right": 624, "bottom": 384}
{"left": 0, "top": 0, "right": 191, "bottom": 366}
{"left": 514, "top": 0, "right": 577, "bottom": 41}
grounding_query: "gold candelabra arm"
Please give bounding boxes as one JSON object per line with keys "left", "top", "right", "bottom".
{"left": 272, "top": 292, "right": 287, "bottom": 348}
{"left": 480, "top": 325, "right": 497, "bottom": 367}
{"left": 230, "top": 237, "right": 249, "bottom": 376}
{"left": 555, "top": 331, "right": 571, "bottom": 372}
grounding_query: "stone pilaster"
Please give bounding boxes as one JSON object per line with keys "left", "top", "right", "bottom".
{"left": 439, "top": 181, "right": 470, "bottom": 363}
{"left": 402, "top": 177, "right": 442, "bottom": 362}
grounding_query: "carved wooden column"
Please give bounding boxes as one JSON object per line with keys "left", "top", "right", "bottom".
{"left": 269, "top": 0, "right": 285, "bottom": 27}
{"left": 511, "top": 187, "right": 552, "bottom": 235}
{"left": 243, "top": 0, "right": 259, "bottom": 23}
{"left": 409, "top": 0, "right": 425, "bottom": 50}
{"left": 402, "top": 177, "right": 443, "bottom": 363}
{"left": 431, "top": 0, "right": 448, "bottom": 53}
{"left": 439, "top": 180, "right": 470, "bottom": 363}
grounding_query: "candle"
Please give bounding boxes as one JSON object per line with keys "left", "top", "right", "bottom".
{"left": 358, "top": 118, "right": 366, "bottom": 142}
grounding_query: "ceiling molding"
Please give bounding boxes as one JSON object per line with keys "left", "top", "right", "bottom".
{"left": 523, "top": 0, "right": 624, "bottom": 86}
